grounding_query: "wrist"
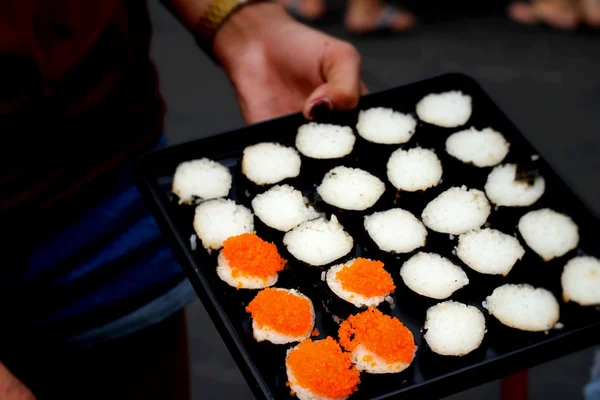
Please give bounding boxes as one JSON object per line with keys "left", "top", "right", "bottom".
{"left": 213, "top": 2, "right": 291, "bottom": 67}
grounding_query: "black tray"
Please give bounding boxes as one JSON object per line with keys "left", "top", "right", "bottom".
{"left": 136, "top": 73, "right": 600, "bottom": 400}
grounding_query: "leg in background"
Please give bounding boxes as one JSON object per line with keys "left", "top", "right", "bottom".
{"left": 507, "top": 0, "right": 581, "bottom": 29}
{"left": 580, "top": 0, "right": 600, "bottom": 26}
{"left": 344, "top": 0, "right": 416, "bottom": 33}
{"left": 114, "top": 309, "right": 191, "bottom": 400}
{"left": 24, "top": 310, "right": 191, "bottom": 400}
{"left": 279, "top": 0, "right": 327, "bottom": 20}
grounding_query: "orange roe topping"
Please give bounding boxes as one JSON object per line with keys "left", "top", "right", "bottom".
{"left": 336, "top": 258, "right": 395, "bottom": 297}
{"left": 339, "top": 308, "right": 415, "bottom": 364}
{"left": 287, "top": 337, "right": 360, "bottom": 398}
{"left": 246, "top": 288, "right": 314, "bottom": 336}
{"left": 311, "top": 329, "right": 320, "bottom": 337}
{"left": 222, "top": 233, "right": 285, "bottom": 278}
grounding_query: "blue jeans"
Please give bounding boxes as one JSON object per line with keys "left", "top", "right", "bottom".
{"left": 586, "top": 349, "right": 600, "bottom": 400}
{"left": 26, "top": 134, "right": 196, "bottom": 345}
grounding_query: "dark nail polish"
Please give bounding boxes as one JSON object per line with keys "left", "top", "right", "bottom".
{"left": 309, "top": 99, "right": 332, "bottom": 120}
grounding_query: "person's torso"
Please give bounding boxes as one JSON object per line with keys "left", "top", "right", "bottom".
{"left": 0, "top": 0, "right": 165, "bottom": 223}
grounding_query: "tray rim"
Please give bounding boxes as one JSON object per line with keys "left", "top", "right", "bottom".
{"left": 135, "top": 72, "right": 600, "bottom": 400}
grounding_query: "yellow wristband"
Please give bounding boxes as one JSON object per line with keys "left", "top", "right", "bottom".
{"left": 194, "top": 0, "right": 268, "bottom": 62}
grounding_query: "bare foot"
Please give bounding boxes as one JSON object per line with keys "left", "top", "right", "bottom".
{"left": 507, "top": 0, "right": 580, "bottom": 29}
{"left": 279, "top": 0, "right": 326, "bottom": 20}
{"left": 345, "top": 0, "right": 415, "bottom": 33}
{"left": 508, "top": 2, "right": 539, "bottom": 24}
{"left": 581, "top": 0, "right": 600, "bottom": 27}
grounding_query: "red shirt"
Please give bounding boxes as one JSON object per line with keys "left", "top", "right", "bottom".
{"left": 1, "top": 0, "right": 165, "bottom": 223}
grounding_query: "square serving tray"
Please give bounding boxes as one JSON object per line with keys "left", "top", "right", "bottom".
{"left": 136, "top": 73, "right": 600, "bottom": 399}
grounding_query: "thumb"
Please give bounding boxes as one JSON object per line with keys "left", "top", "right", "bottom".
{"left": 303, "top": 41, "right": 362, "bottom": 120}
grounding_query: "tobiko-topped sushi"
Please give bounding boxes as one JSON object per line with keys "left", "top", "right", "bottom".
{"left": 217, "top": 233, "right": 286, "bottom": 289}
{"left": 338, "top": 308, "right": 416, "bottom": 374}
{"left": 246, "top": 288, "right": 315, "bottom": 344}
{"left": 286, "top": 337, "right": 360, "bottom": 400}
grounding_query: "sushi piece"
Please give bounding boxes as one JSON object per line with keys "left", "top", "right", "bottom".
{"left": 445, "top": 127, "right": 510, "bottom": 167}
{"left": 286, "top": 337, "right": 360, "bottom": 400}
{"left": 217, "top": 233, "right": 286, "bottom": 289}
{"left": 355, "top": 107, "right": 417, "bottom": 144}
{"left": 246, "top": 288, "right": 315, "bottom": 344}
{"left": 386, "top": 147, "right": 443, "bottom": 192}
{"left": 484, "top": 283, "right": 560, "bottom": 332}
{"left": 338, "top": 308, "right": 416, "bottom": 374}
{"left": 421, "top": 186, "right": 491, "bottom": 235}
{"left": 193, "top": 199, "right": 254, "bottom": 250}
{"left": 416, "top": 91, "right": 472, "bottom": 128}
{"left": 171, "top": 158, "right": 232, "bottom": 204}
{"left": 364, "top": 209, "right": 427, "bottom": 254}
{"left": 283, "top": 215, "right": 353, "bottom": 266}
{"left": 400, "top": 252, "right": 469, "bottom": 299}
{"left": 424, "top": 301, "right": 486, "bottom": 356}
{"left": 456, "top": 228, "right": 525, "bottom": 276}
{"left": 295, "top": 122, "right": 356, "bottom": 159}
{"left": 251, "top": 185, "right": 320, "bottom": 232}
{"left": 484, "top": 164, "right": 545, "bottom": 207}
{"left": 241, "top": 142, "right": 301, "bottom": 185}
{"left": 518, "top": 208, "right": 579, "bottom": 261}
{"left": 316, "top": 166, "right": 385, "bottom": 211}
{"left": 561, "top": 256, "right": 600, "bottom": 306}
{"left": 326, "top": 258, "right": 395, "bottom": 308}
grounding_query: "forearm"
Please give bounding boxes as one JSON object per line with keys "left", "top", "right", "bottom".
{"left": 160, "top": 0, "right": 211, "bottom": 33}
{"left": 161, "top": 0, "right": 291, "bottom": 65}
{"left": 0, "top": 363, "right": 35, "bottom": 400}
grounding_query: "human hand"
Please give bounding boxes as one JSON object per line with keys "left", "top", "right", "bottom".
{"left": 0, "top": 363, "right": 36, "bottom": 400}
{"left": 213, "top": 3, "right": 367, "bottom": 123}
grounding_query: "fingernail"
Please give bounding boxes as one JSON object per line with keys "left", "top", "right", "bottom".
{"left": 309, "top": 98, "right": 332, "bottom": 120}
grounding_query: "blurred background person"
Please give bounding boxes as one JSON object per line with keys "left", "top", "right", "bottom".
{"left": 280, "top": 0, "right": 600, "bottom": 32}
{"left": 0, "top": 1, "right": 364, "bottom": 399}
{"left": 280, "top": 0, "right": 417, "bottom": 33}
{"left": 508, "top": 0, "right": 600, "bottom": 29}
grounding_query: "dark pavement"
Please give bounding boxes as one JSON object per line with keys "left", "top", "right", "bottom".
{"left": 147, "top": 0, "right": 600, "bottom": 398}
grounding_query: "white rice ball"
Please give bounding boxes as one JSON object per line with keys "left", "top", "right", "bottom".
{"left": 424, "top": 301, "right": 486, "bottom": 356}
{"left": 283, "top": 215, "right": 354, "bottom": 266}
{"left": 456, "top": 228, "right": 525, "bottom": 276}
{"left": 485, "top": 164, "right": 545, "bottom": 207}
{"left": 518, "top": 208, "right": 579, "bottom": 261}
{"left": 251, "top": 185, "right": 320, "bottom": 232}
{"left": 400, "top": 252, "right": 469, "bottom": 299}
{"left": 241, "top": 142, "right": 301, "bottom": 185}
{"left": 485, "top": 283, "right": 560, "bottom": 332}
{"left": 172, "top": 158, "right": 232, "bottom": 204}
{"left": 216, "top": 252, "right": 278, "bottom": 289}
{"left": 416, "top": 91, "right": 472, "bottom": 128}
{"left": 325, "top": 259, "right": 391, "bottom": 308}
{"left": 356, "top": 107, "right": 417, "bottom": 144}
{"left": 561, "top": 256, "right": 600, "bottom": 306}
{"left": 386, "top": 147, "right": 443, "bottom": 192}
{"left": 445, "top": 127, "right": 510, "bottom": 167}
{"left": 295, "top": 122, "right": 355, "bottom": 159}
{"left": 193, "top": 199, "right": 254, "bottom": 250}
{"left": 422, "top": 186, "right": 491, "bottom": 235}
{"left": 317, "top": 166, "right": 385, "bottom": 211}
{"left": 364, "top": 208, "right": 427, "bottom": 253}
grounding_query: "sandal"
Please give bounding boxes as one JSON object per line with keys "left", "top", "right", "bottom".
{"left": 507, "top": 0, "right": 580, "bottom": 30}
{"left": 345, "top": 4, "right": 416, "bottom": 35}
{"left": 282, "top": 0, "right": 327, "bottom": 22}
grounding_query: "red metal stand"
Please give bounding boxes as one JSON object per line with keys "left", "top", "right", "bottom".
{"left": 501, "top": 370, "right": 528, "bottom": 400}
